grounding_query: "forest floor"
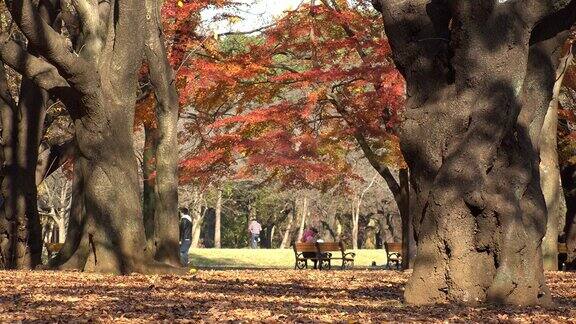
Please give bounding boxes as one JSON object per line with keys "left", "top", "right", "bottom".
{"left": 189, "top": 248, "right": 387, "bottom": 268}
{"left": 0, "top": 270, "right": 575, "bottom": 322}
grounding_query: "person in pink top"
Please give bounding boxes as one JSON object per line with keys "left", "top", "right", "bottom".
{"left": 248, "top": 218, "right": 262, "bottom": 249}
{"left": 301, "top": 227, "right": 320, "bottom": 268}
{"left": 301, "top": 227, "right": 318, "bottom": 243}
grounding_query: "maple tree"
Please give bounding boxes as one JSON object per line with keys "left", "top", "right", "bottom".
{"left": 177, "top": 1, "right": 405, "bottom": 186}
{"left": 169, "top": 0, "right": 412, "bottom": 264}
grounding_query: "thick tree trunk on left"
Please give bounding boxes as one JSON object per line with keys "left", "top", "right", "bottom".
{"left": 0, "top": 0, "right": 58, "bottom": 269}
{"left": 0, "top": 68, "right": 48, "bottom": 270}
{"left": 0, "top": 0, "right": 183, "bottom": 274}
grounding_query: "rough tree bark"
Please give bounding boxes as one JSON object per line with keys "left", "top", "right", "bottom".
{"left": 374, "top": 0, "right": 576, "bottom": 305}
{"left": 0, "top": 0, "right": 61, "bottom": 269}
{"left": 0, "top": 0, "right": 182, "bottom": 273}
{"left": 143, "top": 0, "right": 180, "bottom": 266}
{"left": 540, "top": 49, "right": 573, "bottom": 271}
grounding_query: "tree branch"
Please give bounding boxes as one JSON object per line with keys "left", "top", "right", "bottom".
{"left": 0, "top": 34, "right": 70, "bottom": 92}
{"left": 7, "top": 0, "right": 94, "bottom": 89}
{"left": 328, "top": 94, "right": 401, "bottom": 197}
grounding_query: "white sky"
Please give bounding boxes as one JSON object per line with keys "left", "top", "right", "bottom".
{"left": 202, "top": 0, "right": 306, "bottom": 34}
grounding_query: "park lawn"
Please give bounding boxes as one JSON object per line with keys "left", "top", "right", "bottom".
{"left": 189, "top": 248, "right": 388, "bottom": 269}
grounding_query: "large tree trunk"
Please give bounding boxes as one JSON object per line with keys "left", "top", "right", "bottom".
{"left": 143, "top": 0, "right": 180, "bottom": 266}
{"left": 540, "top": 50, "right": 572, "bottom": 271}
{"left": 374, "top": 0, "right": 576, "bottom": 305}
{"left": 0, "top": 67, "right": 47, "bottom": 271}
{"left": 0, "top": 0, "right": 181, "bottom": 274}
{"left": 214, "top": 190, "right": 222, "bottom": 248}
{"left": 0, "top": 0, "right": 59, "bottom": 269}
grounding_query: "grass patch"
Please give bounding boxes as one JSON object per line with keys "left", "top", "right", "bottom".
{"left": 189, "top": 248, "right": 389, "bottom": 269}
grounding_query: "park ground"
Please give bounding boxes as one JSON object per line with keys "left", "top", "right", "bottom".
{"left": 0, "top": 252, "right": 575, "bottom": 322}
{"left": 189, "top": 248, "right": 387, "bottom": 268}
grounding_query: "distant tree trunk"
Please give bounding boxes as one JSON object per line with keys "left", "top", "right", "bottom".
{"left": 214, "top": 190, "right": 222, "bottom": 249}
{"left": 191, "top": 192, "right": 205, "bottom": 248}
{"left": 297, "top": 197, "right": 308, "bottom": 242}
{"left": 270, "top": 225, "right": 275, "bottom": 248}
{"left": 374, "top": 0, "right": 576, "bottom": 305}
{"left": 352, "top": 176, "right": 377, "bottom": 250}
{"left": 280, "top": 207, "right": 294, "bottom": 249}
{"left": 540, "top": 50, "right": 572, "bottom": 271}
{"left": 351, "top": 199, "right": 359, "bottom": 250}
{"left": 350, "top": 132, "right": 413, "bottom": 265}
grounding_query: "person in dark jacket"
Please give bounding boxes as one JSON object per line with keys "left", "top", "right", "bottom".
{"left": 179, "top": 207, "right": 193, "bottom": 266}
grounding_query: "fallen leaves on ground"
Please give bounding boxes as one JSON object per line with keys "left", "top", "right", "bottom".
{"left": 0, "top": 270, "right": 574, "bottom": 322}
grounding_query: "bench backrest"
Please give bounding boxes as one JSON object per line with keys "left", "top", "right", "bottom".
{"left": 46, "top": 243, "right": 64, "bottom": 254}
{"left": 294, "top": 242, "right": 317, "bottom": 253}
{"left": 558, "top": 243, "right": 568, "bottom": 254}
{"left": 294, "top": 241, "right": 346, "bottom": 253}
{"left": 384, "top": 242, "right": 402, "bottom": 254}
{"left": 317, "top": 242, "right": 343, "bottom": 253}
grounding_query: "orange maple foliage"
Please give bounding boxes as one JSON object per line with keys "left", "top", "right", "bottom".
{"left": 173, "top": 0, "right": 406, "bottom": 189}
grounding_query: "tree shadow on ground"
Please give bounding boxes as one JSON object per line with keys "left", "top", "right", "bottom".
{"left": 0, "top": 270, "right": 574, "bottom": 322}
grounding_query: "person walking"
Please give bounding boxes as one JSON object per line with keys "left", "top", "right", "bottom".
{"left": 179, "top": 207, "right": 193, "bottom": 266}
{"left": 248, "top": 218, "right": 262, "bottom": 249}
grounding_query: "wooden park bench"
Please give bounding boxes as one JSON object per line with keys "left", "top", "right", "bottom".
{"left": 46, "top": 243, "right": 64, "bottom": 258}
{"left": 293, "top": 241, "right": 355, "bottom": 270}
{"left": 558, "top": 243, "right": 569, "bottom": 271}
{"left": 558, "top": 243, "right": 568, "bottom": 254}
{"left": 384, "top": 242, "right": 402, "bottom": 270}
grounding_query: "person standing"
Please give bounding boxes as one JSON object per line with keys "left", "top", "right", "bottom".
{"left": 179, "top": 207, "right": 193, "bottom": 266}
{"left": 248, "top": 218, "right": 262, "bottom": 249}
